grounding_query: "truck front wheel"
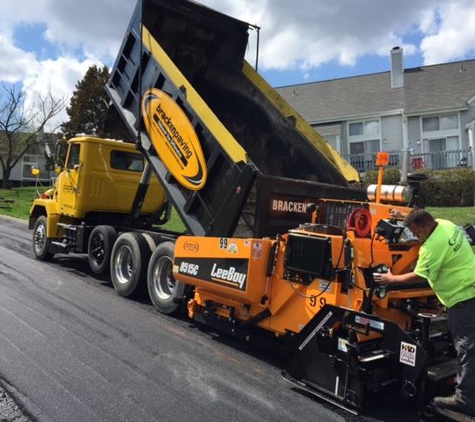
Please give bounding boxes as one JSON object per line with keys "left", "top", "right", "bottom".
{"left": 147, "top": 242, "right": 187, "bottom": 315}
{"left": 32, "top": 216, "right": 54, "bottom": 261}
{"left": 88, "top": 226, "right": 118, "bottom": 275}
{"left": 110, "top": 232, "right": 151, "bottom": 297}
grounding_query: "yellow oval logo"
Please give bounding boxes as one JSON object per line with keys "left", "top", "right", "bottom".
{"left": 142, "top": 88, "right": 207, "bottom": 190}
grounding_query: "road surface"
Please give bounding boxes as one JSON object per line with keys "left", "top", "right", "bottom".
{"left": 0, "top": 216, "right": 419, "bottom": 422}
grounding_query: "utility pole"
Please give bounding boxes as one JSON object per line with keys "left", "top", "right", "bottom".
{"left": 400, "top": 148, "right": 409, "bottom": 184}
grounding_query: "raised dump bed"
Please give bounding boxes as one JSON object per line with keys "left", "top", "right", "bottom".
{"left": 106, "top": 0, "right": 365, "bottom": 237}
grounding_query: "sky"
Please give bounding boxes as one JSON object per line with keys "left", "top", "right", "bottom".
{"left": 1, "top": 0, "right": 475, "bottom": 131}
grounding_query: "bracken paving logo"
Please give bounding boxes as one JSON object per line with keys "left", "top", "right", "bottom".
{"left": 142, "top": 88, "right": 207, "bottom": 190}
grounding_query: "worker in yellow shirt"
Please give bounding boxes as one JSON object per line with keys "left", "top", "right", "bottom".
{"left": 375, "top": 208, "right": 475, "bottom": 417}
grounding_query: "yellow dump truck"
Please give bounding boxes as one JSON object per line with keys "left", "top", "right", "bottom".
{"left": 29, "top": 0, "right": 458, "bottom": 418}
{"left": 30, "top": 0, "right": 364, "bottom": 296}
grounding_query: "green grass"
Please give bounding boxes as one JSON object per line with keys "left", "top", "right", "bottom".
{"left": 161, "top": 207, "right": 186, "bottom": 232}
{"left": 426, "top": 206, "right": 475, "bottom": 227}
{"left": 1, "top": 187, "right": 475, "bottom": 232}
{"left": 0, "top": 186, "right": 38, "bottom": 220}
{"left": 0, "top": 186, "right": 186, "bottom": 232}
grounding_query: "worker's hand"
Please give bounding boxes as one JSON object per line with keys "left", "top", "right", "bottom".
{"left": 373, "top": 269, "right": 394, "bottom": 285}
{"left": 390, "top": 209, "right": 405, "bottom": 220}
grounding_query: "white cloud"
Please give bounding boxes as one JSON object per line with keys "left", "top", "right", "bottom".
{"left": 0, "top": 34, "right": 38, "bottom": 82}
{"left": 22, "top": 56, "right": 103, "bottom": 131}
{"left": 420, "top": 2, "right": 475, "bottom": 64}
{"left": 2, "top": 0, "right": 475, "bottom": 75}
{"left": 0, "top": 0, "right": 132, "bottom": 60}
{"left": 0, "top": 0, "right": 49, "bottom": 32}
{"left": 198, "top": 0, "right": 475, "bottom": 72}
{"left": 1, "top": 0, "right": 475, "bottom": 130}
{"left": 418, "top": 9, "right": 439, "bottom": 35}
{"left": 198, "top": 0, "right": 450, "bottom": 70}
{"left": 42, "top": 0, "right": 134, "bottom": 61}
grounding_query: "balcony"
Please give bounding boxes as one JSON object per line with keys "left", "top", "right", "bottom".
{"left": 344, "top": 149, "right": 473, "bottom": 173}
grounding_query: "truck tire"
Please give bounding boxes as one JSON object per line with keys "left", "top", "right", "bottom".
{"left": 110, "top": 232, "right": 151, "bottom": 297}
{"left": 88, "top": 226, "right": 118, "bottom": 275}
{"left": 140, "top": 232, "right": 162, "bottom": 252}
{"left": 147, "top": 242, "right": 187, "bottom": 315}
{"left": 32, "top": 215, "right": 54, "bottom": 261}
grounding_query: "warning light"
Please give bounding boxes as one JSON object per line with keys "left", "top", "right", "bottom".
{"left": 375, "top": 152, "right": 389, "bottom": 167}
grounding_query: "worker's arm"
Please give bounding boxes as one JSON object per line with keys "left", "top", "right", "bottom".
{"left": 374, "top": 269, "right": 427, "bottom": 285}
{"left": 390, "top": 209, "right": 406, "bottom": 219}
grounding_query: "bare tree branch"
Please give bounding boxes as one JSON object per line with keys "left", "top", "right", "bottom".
{"left": 0, "top": 83, "right": 67, "bottom": 188}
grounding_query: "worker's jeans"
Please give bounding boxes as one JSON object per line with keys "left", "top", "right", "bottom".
{"left": 449, "top": 296, "right": 475, "bottom": 408}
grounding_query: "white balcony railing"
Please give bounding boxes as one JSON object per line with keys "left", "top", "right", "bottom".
{"left": 343, "top": 149, "right": 473, "bottom": 173}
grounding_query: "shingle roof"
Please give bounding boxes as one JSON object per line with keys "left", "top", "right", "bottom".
{"left": 276, "top": 59, "right": 475, "bottom": 123}
{"left": 404, "top": 61, "right": 475, "bottom": 114}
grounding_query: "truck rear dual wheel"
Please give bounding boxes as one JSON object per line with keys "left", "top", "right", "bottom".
{"left": 88, "top": 226, "right": 118, "bottom": 275}
{"left": 110, "top": 232, "right": 151, "bottom": 297}
{"left": 147, "top": 242, "right": 187, "bottom": 315}
{"left": 32, "top": 215, "right": 54, "bottom": 261}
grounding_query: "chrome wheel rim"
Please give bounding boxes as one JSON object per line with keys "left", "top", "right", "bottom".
{"left": 152, "top": 255, "right": 175, "bottom": 299}
{"left": 34, "top": 223, "right": 47, "bottom": 255}
{"left": 114, "top": 245, "right": 134, "bottom": 285}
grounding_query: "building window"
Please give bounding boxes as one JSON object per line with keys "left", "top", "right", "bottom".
{"left": 349, "top": 122, "right": 363, "bottom": 136}
{"left": 349, "top": 140, "right": 380, "bottom": 171}
{"left": 422, "top": 117, "right": 439, "bottom": 132}
{"left": 422, "top": 113, "right": 459, "bottom": 133}
{"left": 421, "top": 113, "right": 461, "bottom": 169}
{"left": 348, "top": 120, "right": 380, "bottom": 154}
{"left": 446, "top": 135, "right": 459, "bottom": 150}
{"left": 441, "top": 115, "right": 458, "bottom": 130}
{"left": 349, "top": 140, "right": 379, "bottom": 155}
{"left": 421, "top": 113, "right": 460, "bottom": 153}
{"left": 349, "top": 120, "right": 379, "bottom": 138}
{"left": 348, "top": 119, "right": 381, "bottom": 171}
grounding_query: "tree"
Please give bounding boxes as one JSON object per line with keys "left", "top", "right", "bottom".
{"left": 61, "top": 65, "right": 110, "bottom": 138}
{"left": 0, "top": 84, "right": 66, "bottom": 189}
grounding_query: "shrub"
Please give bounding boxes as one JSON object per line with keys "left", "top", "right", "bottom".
{"left": 419, "top": 168, "right": 475, "bottom": 207}
{"left": 363, "top": 168, "right": 402, "bottom": 186}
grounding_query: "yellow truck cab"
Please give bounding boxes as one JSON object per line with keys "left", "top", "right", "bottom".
{"left": 29, "top": 136, "right": 166, "bottom": 271}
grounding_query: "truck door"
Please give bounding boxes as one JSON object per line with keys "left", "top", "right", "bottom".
{"left": 58, "top": 143, "right": 81, "bottom": 215}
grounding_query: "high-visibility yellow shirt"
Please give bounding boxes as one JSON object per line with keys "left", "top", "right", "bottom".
{"left": 414, "top": 219, "right": 475, "bottom": 308}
